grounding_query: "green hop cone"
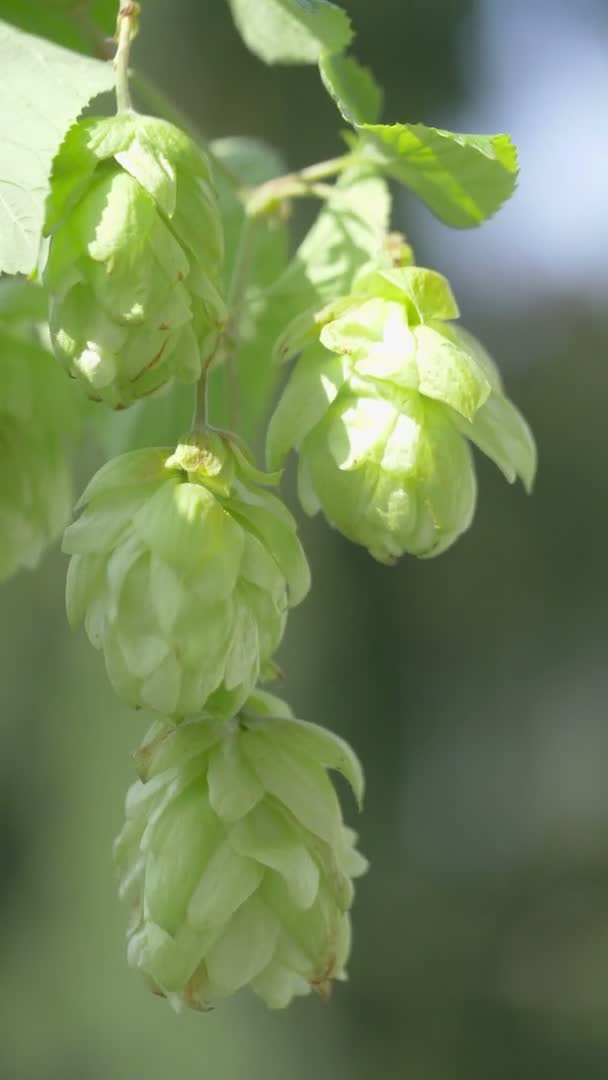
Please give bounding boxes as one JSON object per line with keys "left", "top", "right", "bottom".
{"left": 114, "top": 690, "right": 366, "bottom": 1010}
{"left": 0, "top": 318, "right": 78, "bottom": 582}
{"left": 63, "top": 431, "right": 310, "bottom": 717}
{"left": 44, "top": 113, "right": 226, "bottom": 408}
{"left": 267, "top": 266, "right": 537, "bottom": 563}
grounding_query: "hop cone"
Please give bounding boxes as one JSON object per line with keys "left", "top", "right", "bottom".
{"left": 44, "top": 113, "right": 225, "bottom": 408}
{"left": 63, "top": 431, "right": 310, "bottom": 717}
{"left": 114, "top": 690, "right": 366, "bottom": 1010}
{"left": 0, "top": 321, "right": 78, "bottom": 581}
{"left": 268, "top": 266, "right": 536, "bottom": 562}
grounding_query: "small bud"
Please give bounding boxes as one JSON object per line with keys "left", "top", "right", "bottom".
{"left": 63, "top": 432, "right": 310, "bottom": 717}
{"left": 268, "top": 266, "right": 536, "bottom": 561}
{"left": 114, "top": 691, "right": 366, "bottom": 1010}
{"left": 44, "top": 114, "right": 226, "bottom": 408}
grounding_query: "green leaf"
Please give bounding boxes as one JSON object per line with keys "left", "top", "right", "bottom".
{"left": 230, "top": 803, "right": 320, "bottom": 909}
{"left": 319, "top": 51, "right": 383, "bottom": 125}
{"left": 411, "top": 324, "right": 492, "bottom": 420}
{"left": 266, "top": 345, "right": 348, "bottom": 469}
{"left": 227, "top": 0, "right": 352, "bottom": 65}
{"left": 454, "top": 390, "right": 537, "bottom": 493}
{"left": 0, "top": 21, "right": 114, "bottom": 275}
{"left": 135, "top": 718, "right": 224, "bottom": 782}
{"left": 256, "top": 714, "right": 365, "bottom": 808}
{"left": 353, "top": 266, "right": 460, "bottom": 323}
{"left": 44, "top": 114, "right": 137, "bottom": 234}
{"left": 361, "top": 122, "right": 519, "bottom": 229}
{"left": 241, "top": 726, "right": 343, "bottom": 846}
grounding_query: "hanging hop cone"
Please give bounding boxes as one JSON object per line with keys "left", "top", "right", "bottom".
{"left": 0, "top": 308, "right": 79, "bottom": 582}
{"left": 114, "top": 690, "right": 366, "bottom": 1011}
{"left": 43, "top": 113, "right": 226, "bottom": 408}
{"left": 63, "top": 431, "right": 310, "bottom": 717}
{"left": 267, "top": 266, "right": 537, "bottom": 563}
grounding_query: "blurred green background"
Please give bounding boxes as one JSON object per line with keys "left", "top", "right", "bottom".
{"left": 2, "top": 1, "right": 608, "bottom": 1077}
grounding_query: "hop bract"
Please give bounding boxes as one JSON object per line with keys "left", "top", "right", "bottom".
{"left": 44, "top": 113, "right": 225, "bottom": 408}
{"left": 268, "top": 267, "right": 537, "bottom": 562}
{"left": 63, "top": 432, "right": 310, "bottom": 717}
{"left": 0, "top": 325, "right": 78, "bottom": 582}
{"left": 114, "top": 690, "right": 366, "bottom": 1010}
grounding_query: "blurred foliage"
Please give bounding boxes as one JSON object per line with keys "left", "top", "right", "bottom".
{"left": 0, "top": 0, "right": 116, "bottom": 56}
{"left": 2, "top": 2, "right": 608, "bottom": 1079}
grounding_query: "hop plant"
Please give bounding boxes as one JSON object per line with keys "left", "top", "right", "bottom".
{"left": 267, "top": 266, "right": 537, "bottom": 563}
{"left": 0, "top": 322, "right": 78, "bottom": 582}
{"left": 114, "top": 690, "right": 366, "bottom": 1010}
{"left": 63, "top": 431, "right": 310, "bottom": 717}
{"left": 0, "top": 0, "right": 542, "bottom": 1023}
{"left": 43, "top": 113, "right": 226, "bottom": 409}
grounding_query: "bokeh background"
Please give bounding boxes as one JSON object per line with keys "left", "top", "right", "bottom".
{"left": 2, "top": 1, "right": 608, "bottom": 1077}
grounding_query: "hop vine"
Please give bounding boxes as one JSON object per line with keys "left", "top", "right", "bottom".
{"left": 0, "top": 0, "right": 536, "bottom": 1015}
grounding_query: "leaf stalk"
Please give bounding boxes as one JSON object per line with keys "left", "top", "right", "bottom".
{"left": 246, "top": 152, "right": 357, "bottom": 218}
{"left": 114, "top": 2, "right": 139, "bottom": 113}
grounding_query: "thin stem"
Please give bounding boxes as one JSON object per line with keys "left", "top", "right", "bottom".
{"left": 114, "top": 3, "right": 139, "bottom": 113}
{"left": 191, "top": 220, "right": 258, "bottom": 432}
{"left": 193, "top": 367, "right": 208, "bottom": 430}
{"left": 202, "top": 157, "right": 351, "bottom": 431}
{"left": 295, "top": 154, "right": 358, "bottom": 183}
{"left": 246, "top": 152, "right": 357, "bottom": 218}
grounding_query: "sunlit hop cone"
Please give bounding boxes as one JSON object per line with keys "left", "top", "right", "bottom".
{"left": 114, "top": 690, "right": 366, "bottom": 1010}
{"left": 267, "top": 266, "right": 537, "bottom": 562}
{"left": 0, "top": 321, "right": 78, "bottom": 582}
{"left": 43, "top": 113, "right": 225, "bottom": 408}
{"left": 63, "top": 431, "right": 310, "bottom": 717}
